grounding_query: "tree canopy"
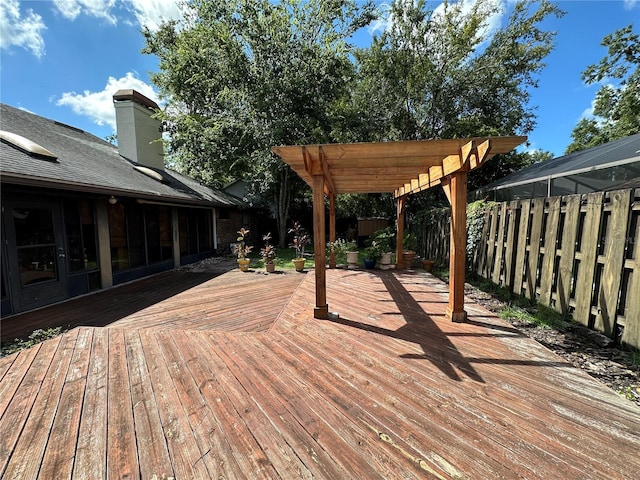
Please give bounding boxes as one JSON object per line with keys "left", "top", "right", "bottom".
{"left": 566, "top": 25, "right": 640, "bottom": 154}
{"left": 143, "top": 0, "right": 375, "bottom": 245}
{"left": 143, "top": 0, "right": 563, "bottom": 236}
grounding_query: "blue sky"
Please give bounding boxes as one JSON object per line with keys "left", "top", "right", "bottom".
{"left": 1, "top": 0, "right": 638, "bottom": 157}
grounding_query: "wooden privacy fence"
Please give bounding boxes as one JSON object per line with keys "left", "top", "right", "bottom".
{"left": 418, "top": 188, "right": 640, "bottom": 350}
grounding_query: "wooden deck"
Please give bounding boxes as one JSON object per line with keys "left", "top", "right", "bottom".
{"left": 1, "top": 267, "right": 639, "bottom": 479}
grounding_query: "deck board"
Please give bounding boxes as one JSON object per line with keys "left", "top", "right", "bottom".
{"left": 72, "top": 327, "right": 108, "bottom": 479}
{"left": 0, "top": 267, "right": 639, "bottom": 479}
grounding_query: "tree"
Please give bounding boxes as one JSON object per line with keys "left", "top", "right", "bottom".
{"left": 354, "top": 0, "right": 562, "bottom": 141}
{"left": 143, "top": 0, "right": 375, "bottom": 246}
{"left": 566, "top": 25, "right": 640, "bottom": 153}
{"left": 353, "top": 0, "right": 562, "bottom": 195}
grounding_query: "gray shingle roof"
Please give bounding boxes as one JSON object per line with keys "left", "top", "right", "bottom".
{"left": 0, "top": 104, "right": 245, "bottom": 208}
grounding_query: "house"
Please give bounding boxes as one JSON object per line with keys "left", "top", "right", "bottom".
{"left": 471, "top": 132, "right": 640, "bottom": 201}
{"left": 0, "top": 90, "right": 249, "bottom": 317}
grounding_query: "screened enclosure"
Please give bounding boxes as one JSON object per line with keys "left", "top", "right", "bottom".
{"left": 472, "top": 133, "right": 640, "bottom": 201}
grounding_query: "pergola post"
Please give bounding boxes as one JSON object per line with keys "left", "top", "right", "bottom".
{"left": 396, "top": 195, "right": 406, "bottom": 268}
{"left": 329, "top": 193, "right": 336, "bottom": 269}
{"left": 444, "top": 171, "right": 468, "bottom": 322}
{"left": 272, "top": 137, "right": 525, "bottom": 322}
{"left": 312, "top": 174, "right": 329, "bottom": 319}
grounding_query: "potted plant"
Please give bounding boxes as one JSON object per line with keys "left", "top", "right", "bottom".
{"left": 327, "top": 238, "right": 357, "bottom": 268}
{"left": 421, "top": 259, "right": 435, "bottom": 272}
{"left": 371, "top": 228, "right": 394, "bottom": 269}
{"left": 234, "top": 227, "right": 253, "bottom": 271}
{"left": 326, "top": 240, "right": 338, "bottom": 268}
{"left": 288, "top": 221, "right": 311, "bottom": 272}
{"left": 342, "top": 239, "right": 359, "bottom": 269}
{"left": 401, "top": 232, "right": 417, "bottom": 269}
{"left": 260, "top": 232, "right": 277, "bottom": 273}
{"left": 363, "top": 241, "right": 383, "bottom": 269}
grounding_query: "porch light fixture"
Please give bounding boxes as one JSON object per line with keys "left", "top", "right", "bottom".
{"left": 108, "top": 195, "right": 118, "bottom": 205}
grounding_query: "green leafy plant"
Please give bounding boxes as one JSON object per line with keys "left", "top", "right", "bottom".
{"left": 327, "top": 238, "right": 357, "bottom": 265}
{"left": 402, "top": 232, "right": 417, "bottom": 252}
{"left": 370, "top": 228, "right": 395, "bottom": 253}
{"left": 288, "top": 221, "right": 311, "bottom": 258}
{"left": 260, "top": 232, "right": 276, "bottom": 264}
{"left": 467, "top": 200, "right": 495, "bottom": 263}
{"left": 234, "top": 228, "right": 253, "bottom": 259}
{"left": 1, "top": 327, "right": 62, "bottom": 357}
{"left": 364, "top": 240, "right": 383, "bottom": 261}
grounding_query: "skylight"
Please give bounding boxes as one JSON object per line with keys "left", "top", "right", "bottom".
{"left": 133, "top": 165, "right": 170, "bottom": 184}
{"left": 0, "top": 130, "right": 58, "bottom": 161}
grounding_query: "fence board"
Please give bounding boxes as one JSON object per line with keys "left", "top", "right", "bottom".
{"left": 503, "top": 200, "right": 520, "bottom": 289}
{"left": 525, "top": 198, "right": 545, "bottom": 301}
{"left": 556, "top": 196, "right": 581, "bottom": 314}
{"left": 622, "top": 202, "right": 640, "bottom": 348}
{"left": 420, "top": 188, "right": 639, "bottom": 349}
{"left": 483, "top": 205, "right": 499, "bottom": 280}
{"left": 513, "top": 200, "right": 531, "bottom": 296}
{"left": 594, "top": 190, "right": 632, "bottom": 336}
{"left": 492, "top": 203, "right": 507, "bottom": 285}
{"left": 573, "top": 192, "right": 604, "bottom": 326}
{"left": 540, "top": 196, "right": 560, "bottom": 306}
{"left": 475, "top": 205, "right": 492, "bottom": 276}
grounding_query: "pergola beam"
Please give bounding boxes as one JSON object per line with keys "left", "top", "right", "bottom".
{"left": 272, "top": 136, "right": 527, "bottom": 324}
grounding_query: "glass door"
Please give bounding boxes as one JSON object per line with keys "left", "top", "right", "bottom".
{"left": 4, "top": 201, "right": 68, "bottom": 312}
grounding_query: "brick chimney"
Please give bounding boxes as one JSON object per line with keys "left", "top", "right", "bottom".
{"left": 113, "top": 89, "right": 164, "bottom": 170}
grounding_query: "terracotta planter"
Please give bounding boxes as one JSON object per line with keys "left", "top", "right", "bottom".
{"left": 401, "top": 250, "right": 416, "bottom": 269}
{"left": 421, "top": 259, "right": 435, "bottom": 272}
{"left": 266, "top": 262, "right": 276, "bottom": 273}
{"left": 237, "top": 258, "right": 251, "bottom": 272}
{"left": 292, "top": 257, "right": 305, "bottom": 272}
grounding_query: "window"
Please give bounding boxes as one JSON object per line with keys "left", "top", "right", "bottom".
{"left": 108, "top": 202, "right": 174, "bottom": 271}
{"left": 178, "top": 208, "right": 214, "bottom": 257}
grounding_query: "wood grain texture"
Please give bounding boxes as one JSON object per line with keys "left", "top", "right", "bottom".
{"left": 1, "top": 268, "right": 639, "bottom": 479}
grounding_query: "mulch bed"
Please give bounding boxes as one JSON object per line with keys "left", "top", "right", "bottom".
{"left": 464, "top": 282, "right": 640, "bottom": 408}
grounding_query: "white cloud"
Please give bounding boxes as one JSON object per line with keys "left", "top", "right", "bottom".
{"left": 367, "top": 0, "right": 505, "bottom": 47}
{"left": 0, "top": 0, "right": 46, "bottom": 58}
{"left": 126, "top": 0, "right": 183, "bottom": 32}
{"left": 368, "top": 2, "right": 391, "bottom": 36}
{"left": 53, "top": 0, "right": 117, "bottom": 24}
{"left": 52, "top": 0, "right": 182, "bottom": 30}
{"left": 623, "top": 0, "right": 639, "bottom": 10}
{"left": 431, "top": 0, "right": 505, "bottom": 44}
{"left": 56, "top": 73, "right": 160, "bottom": 131}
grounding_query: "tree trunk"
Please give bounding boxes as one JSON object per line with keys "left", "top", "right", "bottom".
{"left": 275, "top": 167, "right": 292, "bottom": 248}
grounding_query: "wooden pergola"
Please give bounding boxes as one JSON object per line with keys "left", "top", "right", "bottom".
{"left": 272, "top": 136, "right": 526, "bottom": 322}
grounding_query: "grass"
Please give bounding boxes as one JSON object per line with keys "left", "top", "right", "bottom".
{"left": 249, "top": 247, "right": 315, "bottom": 270}
{"left": 434, "top": 268, "right": 569, "bottom": 330}
{"left": 627, "top": 350, "right": 640, "bottom": 367}
{"left": 499, "top": 303, "right": 567, "bottom": 329}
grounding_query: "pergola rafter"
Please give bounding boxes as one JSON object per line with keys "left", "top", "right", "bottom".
{"left": 273, "top": 136, "right": 526, "bottom": 321}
